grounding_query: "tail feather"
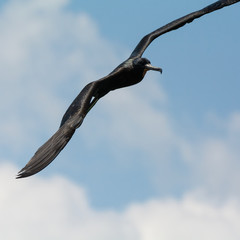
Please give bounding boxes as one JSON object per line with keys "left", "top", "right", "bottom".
{"left": 17, "top": 124, "right": 75, "bottom": 178}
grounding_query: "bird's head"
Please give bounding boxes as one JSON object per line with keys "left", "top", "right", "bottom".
{"left": 133, "top": 58, "right": 162, "bottom": 77}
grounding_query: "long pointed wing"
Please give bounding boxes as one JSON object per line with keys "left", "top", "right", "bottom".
{"left": 130, "top": 0, "right": 240, "bottom": 58}
{"left": 17, "top": 82, "right": 100, "bottom": 178}
{"left": 17, "top": 71, "right": 122, "bottom": 178}
{"left": 16, "top": 124, "right": 76, "bottom": 178}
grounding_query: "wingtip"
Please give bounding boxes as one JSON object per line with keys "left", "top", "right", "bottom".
{"left": 16, "top": 168, "right": 33, "bottom": 179}
{"left": 16, "top": 174, "right": 22, "bottom": 179}
{"left": 16, "top": 173, "right": 23, "bottom": 179}
{"left": 16, "top": 172, "right": 25, "bottom": 179}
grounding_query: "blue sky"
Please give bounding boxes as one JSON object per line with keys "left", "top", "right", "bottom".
{"left": 0, "top": 0, "right": 240, "bottom": 239}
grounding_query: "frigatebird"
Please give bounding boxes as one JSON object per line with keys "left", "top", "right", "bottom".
{"left": 17, "top": 0, "right": 240, "bottom": 178}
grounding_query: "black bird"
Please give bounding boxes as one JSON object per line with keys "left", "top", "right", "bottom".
{"left": 17, "top": 0, "right": 240, "bottom": 178}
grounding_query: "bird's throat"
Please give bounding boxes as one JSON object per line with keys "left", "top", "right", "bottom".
{"left": 142, "top": 69, "right": 148, "bottom": 78}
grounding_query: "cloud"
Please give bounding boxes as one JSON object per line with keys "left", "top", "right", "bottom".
{"left": 179, "top": 112, "right": 240, "bottom": 199}
{"left": 1, "top": 163, "right": 240, "bottom": 240}
{"left": 0, "top": 0, "right": 120, "bottom": 154}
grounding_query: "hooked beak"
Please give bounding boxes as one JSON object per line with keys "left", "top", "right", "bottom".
{"left": 145, "top": 63, "right": 162, "bottom": 74}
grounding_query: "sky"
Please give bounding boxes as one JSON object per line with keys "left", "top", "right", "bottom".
{"left": 0, "top": 0, "right": 240, "bottom": 239}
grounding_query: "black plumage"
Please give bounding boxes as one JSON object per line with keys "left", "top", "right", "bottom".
{"left": 17, "top": 0, "right": 240, "bottom": 178}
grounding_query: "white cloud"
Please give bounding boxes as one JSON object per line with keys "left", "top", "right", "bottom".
{"left": 0, "top": 0, "right": 120, "bottom": 152}
{"left": 179, "top": 112, "right": 240, "bottom": 199}
{"left": 1, "top": 163, "right": 240, "bottom": 240}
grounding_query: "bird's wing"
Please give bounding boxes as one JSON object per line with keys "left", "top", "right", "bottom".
{"left": 60, "top": 81, "right": 99, "bottom": 127}
{"left": 130, "top": 0, "right": 240, "bottom": 58}
{"left": 16, "top": 123, "right": 76, "bottom": 178}
{"left": 17, "top": 81, "right": 100, "bottom": 178}
{"left": 60, "top": 72, "right": 120, "bottom": 127}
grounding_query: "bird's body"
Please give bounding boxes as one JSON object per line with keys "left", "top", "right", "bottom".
{"left": 17, "top": 0, "right": 240, "bottom": 178}
{"left": 60, "top": 58, "right": 161, "bottom": 128}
